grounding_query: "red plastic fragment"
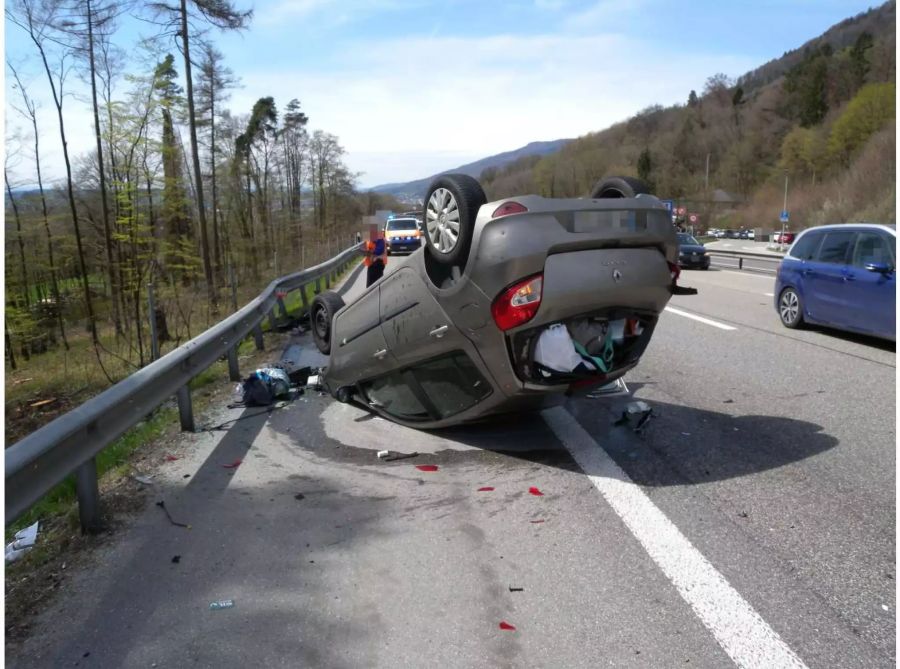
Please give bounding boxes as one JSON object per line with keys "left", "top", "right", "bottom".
{"left": 499, "top": 621, "right": 516, "bottom": 631}
{"left": 164, "top": 455, "right": 180, "bottom": 462}
{"left": 530, "top": 519, "right": 545, "bottom": 524}
{"left": 528, "top": 486, "right": 544, "bottom": 496}
{"left": 415, "top": 465, "right": 439, "bottom": 472}
{"left": 222, "top": 460, "right": 242, "bottom": 469}
{"left": 477, "top": 486, "right": 495, "bottom": 492}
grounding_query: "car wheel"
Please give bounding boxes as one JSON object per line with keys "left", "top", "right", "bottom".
{"left": 778, "top": 288, "right": 804, "bottom": 329}
{"left": 423, "top": 173, "right": 486, "bottom": 267}
{"left": 310, "top": 290, "right": 346, "bottom": 354}
{"left": 589, "top": 175, "right": 652, "bottom": 198}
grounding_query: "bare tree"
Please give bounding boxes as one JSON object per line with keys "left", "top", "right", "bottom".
{"left": 7, "top": 60, "right": 69, "bottom": 348}
{"left": 7, "top": 0, "right": 101, "bottom": 347}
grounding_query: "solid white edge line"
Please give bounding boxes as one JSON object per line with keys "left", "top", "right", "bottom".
{"left": 664, "top": 306, "right": 737, "bottom": 331}
{"left": 541, "top": 407, "right": 809, "bottom": 669}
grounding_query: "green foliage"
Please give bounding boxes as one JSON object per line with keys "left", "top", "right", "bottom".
{"left": 828, "top": 82, "right": 896, "bottom": 165}
{"left": 637, "top": 148, "right": 653, "bottom": 187}
{"left": 784, "top": 46, "right": 830, "bottom": 126}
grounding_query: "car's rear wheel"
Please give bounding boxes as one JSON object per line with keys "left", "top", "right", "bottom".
{"left": 310, "top": 290, "right": 345, "bottom": 354}
{"left": 423, "top": 173, "right": 486, "bottom": 267}
{"left": 778, "top": 287, "right": 804, "bottom": 329}
{"left": 589, "top": 176, "right": 653, "bottom": 199}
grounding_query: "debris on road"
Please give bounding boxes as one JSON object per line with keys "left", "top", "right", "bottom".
{"left": 509, "top": 586, "right": 524, "bottom": 592}
{"left": 171, "top": 555, "right": 181, "bottom": 564}
{"left": 415, "top": 464, "right": 439, "bottom": 472}
{"left": 239, "top": 367, "right": 292, "bottom": 406}
{"left": 132, "top": 474, "right": 154, "bottom": 485}
{"left": 499, "top": 621, "right": 516, "bottom": 631}
{"left": 209, "top": 599, "right": 234, "bottom": 611}
{"left": 5, "top": 521, "right": 40, "bottom": 563}
{"left": 477, "top": 487, "right": 495, "bottom": 492}
{"left": 377, "top": 450, "right": 390, "bottom": 459}
{"left": 156, "top": 501, "right": 191, "bottom": 529}
{"left": 530, "top": 519, "right": 545, "bottom": 524}
{"left": 306, "top": 374, "right": 322, "bottom": 390}
{"left": 294, "top": 493, "right": 305, "bottom": 500}
{"left": 385, "top": 451, "right": 418, "bottom": 462}
{"left": 164, "top": 454, "right": 180, "bottom": 462}
{"left": 528, "top": 486, "right": 544, "bottom": 496}
{"left": 222, "top": 459, "right": 242, "bottom": 469}
{"left": 287, "top": 365, "right": 312, "bottom": 385}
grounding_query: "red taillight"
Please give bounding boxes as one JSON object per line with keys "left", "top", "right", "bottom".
{"left": 491, "top": 274, "right": 543, "bottom": 331}
{"left": 492, "top": 201, "right": 528, "bottom": 218}
{"left": 668, "top": 261, "right": 681, "bottom": 282}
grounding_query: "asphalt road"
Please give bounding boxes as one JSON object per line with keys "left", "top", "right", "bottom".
{"left": 9, "top": 264, "right": 895, "bottom": 668}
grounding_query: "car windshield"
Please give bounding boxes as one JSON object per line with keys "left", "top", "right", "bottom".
{"left": 678, "top": 233, "right": 700, "bottom": 245}
{"left": 386, "top": 219, "right": 418, "bottom": 231}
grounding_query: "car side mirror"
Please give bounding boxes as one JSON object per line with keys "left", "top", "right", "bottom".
{"left": 865, "top": 262, "right": 894, "bottom": 275}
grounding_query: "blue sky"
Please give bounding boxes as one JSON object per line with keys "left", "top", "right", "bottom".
{"left": 4, "top": 0, "right": 883, "bottom": 188}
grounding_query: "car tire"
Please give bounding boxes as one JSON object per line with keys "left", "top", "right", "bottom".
{"left": 778, "top": 287, "right": 804, "bottom": 329}
{"left": 423, "top": 173, "right": 486, "bottom": 267}
{"left": 589, "top": 175, "right": 653, "bottom": 198}
{"left": 310, "top": 290, "right": 345, "bottom": 354}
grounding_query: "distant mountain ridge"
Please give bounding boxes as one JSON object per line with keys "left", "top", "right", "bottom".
{"left": 369, "top": 139, "right": 572, "bottom": 200}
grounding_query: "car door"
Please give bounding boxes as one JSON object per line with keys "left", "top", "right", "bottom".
{"left": 330, "top": 285, "right": 398, "bottom": 384}
{"left": 843, "top": 231, "right": 896, "bottom": 338}
{"left": 378, "top": 267, "right": 471, "bottom": 367}
{"left": 802, "top": 230, "right": 856, "bottom": 326}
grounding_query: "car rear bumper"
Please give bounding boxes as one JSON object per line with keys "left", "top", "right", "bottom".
{"left": 678, "top": 256, "right": 710, "bottom": 269}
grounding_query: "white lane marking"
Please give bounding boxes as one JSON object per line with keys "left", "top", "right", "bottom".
{"left": 542, "top": 407, "right": 809, "bottom": 669}
{"left": 664, "top": 306, "right": 737, "bottom": 331}
{"left": 764, "top": 293, "right": 774, "bottom": 297}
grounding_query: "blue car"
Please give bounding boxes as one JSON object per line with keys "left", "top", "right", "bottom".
{"left": 774, "top": 224, "right": 896, "bottom": 341}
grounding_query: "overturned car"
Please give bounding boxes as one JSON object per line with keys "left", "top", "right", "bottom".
{"left": 311, "top": 174, "right": 688, "bottom": 429}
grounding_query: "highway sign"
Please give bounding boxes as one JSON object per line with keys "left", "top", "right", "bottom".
{"left": 689, "top": 214, "right": 698, "bottom": 223}
{"left": 676, "top": 207, "right": 686, "bottom": 216}
{"left": 660, "top": 199, "right": 674, "bottom": 213}
{"left": 780, "top": 210, "right": 789, "bottom": 223}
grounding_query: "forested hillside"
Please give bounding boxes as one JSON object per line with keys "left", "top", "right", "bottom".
{"left": 480, "top": 2, "right": 896, "bottom": 232}
{"left": 3, "top": 0, "right": 403, "bottom": 439}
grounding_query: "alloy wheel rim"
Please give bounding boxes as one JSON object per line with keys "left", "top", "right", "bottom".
{"left": 780, "top": 291, "right": 798, "bottom": 324}
{"left": 425, "top": 188, "right": 461, "bottom": 254}
{"left": 314, "top": 307, "right": 329, "bottom": 340}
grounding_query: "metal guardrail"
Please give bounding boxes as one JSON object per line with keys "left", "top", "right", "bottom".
{"left": 706, "top": 249, "right": 783, "bottom": 274}
{"left": 6, "top": 244, "right": 363, "bottom": 530}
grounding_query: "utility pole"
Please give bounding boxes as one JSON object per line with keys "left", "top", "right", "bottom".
{"left": 705, "top": 153, "right": 710, "bottom": 193}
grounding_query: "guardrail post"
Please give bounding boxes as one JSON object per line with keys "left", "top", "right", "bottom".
{"left": 75, "top": 458, "right": 102, "bottom": 533}
{"left": 227, "top": 346, "right": 240, "bottom": 381}
{"left": 253, "top": 324, "right": 264, "bottom": 350}
{"left": 324, "top": 272, "right": 331, "bottom": 289}
{"left": 176, "top": 385, "right": 194, "bottom": 432}
{"left": 739, "top": 258, "right": 744, "bottom": 270}
{"left": 277, "top": 294, "right": 289, "bottom": 321}
{"left": 268, "top": 307, "right": 278, "bottom": 330}
{"left": 300, "top": 285, "right": 309, "bottom": 316}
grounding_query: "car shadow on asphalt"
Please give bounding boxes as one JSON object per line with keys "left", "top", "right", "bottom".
{"left": 429, "top": 389, "right": 839, "bottom": 489}
{"left": 796, "top": 325, "right": 896, "bottom": 353}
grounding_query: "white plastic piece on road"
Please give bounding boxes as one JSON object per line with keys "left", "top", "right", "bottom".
{"left": 664, "top": 306, "right": 737, "bottom": 331}
{"left": 5, "top": 521, "right": 40, "bottom": 564}
{"left": 542, "top": 406, "right": 808, "bottom": 669}
{"left": 376, "top": 450, "right": 390, "bottom": 459}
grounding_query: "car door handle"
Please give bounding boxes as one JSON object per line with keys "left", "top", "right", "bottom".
{"left": 373, "top": 349, "right": 388, "bottom": 359}
{"left": 429, "top": 325, "right": 449, "bottom": 338}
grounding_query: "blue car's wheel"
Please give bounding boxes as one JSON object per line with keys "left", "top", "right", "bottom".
{"left": 778, "top": 287, "right": 804, "bottom": 329}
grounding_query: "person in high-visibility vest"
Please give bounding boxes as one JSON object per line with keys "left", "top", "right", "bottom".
{"left": 364, "top": 234, "right": 387, "bottom": 287}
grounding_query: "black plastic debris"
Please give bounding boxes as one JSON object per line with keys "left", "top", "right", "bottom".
{"left": 172, "top": 555, "right": 181, "bottom": 564}
{"left": 384, "top": 451, "right": 419, "bottom": 462}
{"left": 508, "top": 586, "right": 524, "bottom": 592}
{"left": 156, "top": 501, "right": 190, "bottom": 529}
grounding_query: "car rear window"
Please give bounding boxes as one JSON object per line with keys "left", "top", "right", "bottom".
{"left": 814, "top": 231, "right": 855, "bottom": 264}
{"left": 789, "top": 232, "right": 821, "bottom": 260}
